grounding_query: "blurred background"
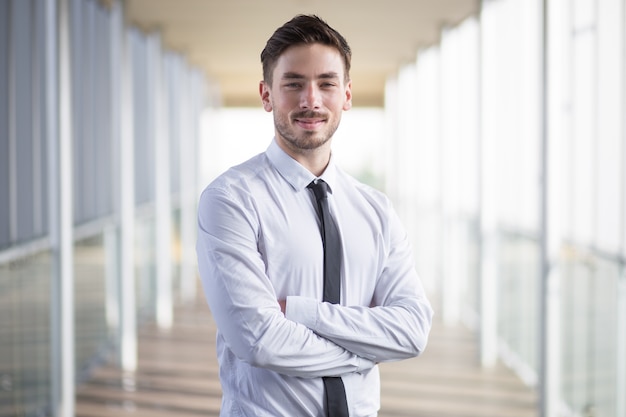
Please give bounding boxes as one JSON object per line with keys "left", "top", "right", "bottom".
{"left": 0, "top": 0, "right": 625, "bottom": 416}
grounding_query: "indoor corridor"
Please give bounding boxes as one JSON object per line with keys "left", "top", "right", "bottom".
{"left": 73, "top": 291, "right": 537, "bottom": 417}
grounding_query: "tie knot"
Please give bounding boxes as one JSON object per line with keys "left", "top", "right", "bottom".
{"left": 308, "top": 179, "right": 330, "bottom": 201}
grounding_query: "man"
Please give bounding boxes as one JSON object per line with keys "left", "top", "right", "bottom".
{"left": 196, "top": 14, "right": 433, "bottom": 417}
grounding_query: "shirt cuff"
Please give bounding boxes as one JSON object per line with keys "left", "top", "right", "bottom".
{"left": 285, "top": 295, "right": 318, "bottom": 329}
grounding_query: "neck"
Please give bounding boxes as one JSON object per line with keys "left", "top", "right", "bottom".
{"left": 276, "top": 137, "right": 332, "bottom": 177}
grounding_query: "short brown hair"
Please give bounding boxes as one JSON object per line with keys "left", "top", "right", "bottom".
{"left": 260, "top": 15, "right": 352, "bottom": 85}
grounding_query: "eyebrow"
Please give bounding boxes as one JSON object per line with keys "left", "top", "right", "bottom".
{"left": 281, "top": 72, "right": 340, "bottom": 80}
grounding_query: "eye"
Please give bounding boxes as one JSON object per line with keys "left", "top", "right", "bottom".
{"left": 284, "top": 82, "right": 302, "bottom": 89}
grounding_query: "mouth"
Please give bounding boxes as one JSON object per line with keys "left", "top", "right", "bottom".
{"left": 293, "top": 112, "right": 327, "bottom": 130}
{"left": 294, "top": 118, "right": 326, "bottom": 130}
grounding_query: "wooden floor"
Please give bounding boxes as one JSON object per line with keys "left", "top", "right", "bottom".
{"left": 76, "top": 294, "right": 538, "bottom": 417}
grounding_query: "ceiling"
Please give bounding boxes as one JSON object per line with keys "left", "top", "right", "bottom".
{"left": 124, "top": 0, "right": 479, "bottom": 107}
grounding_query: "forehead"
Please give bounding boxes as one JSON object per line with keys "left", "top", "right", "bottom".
{"left": 273, "top": 43, "right": 345, "bottom": 79}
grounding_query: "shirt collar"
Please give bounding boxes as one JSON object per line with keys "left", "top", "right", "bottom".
{"left": 266, "top": 138, "right": 338, "bottom": 193}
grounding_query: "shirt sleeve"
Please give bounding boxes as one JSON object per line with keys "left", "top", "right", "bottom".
{"left": 196, "top": 186, "right": 375, "bottom": 378}
{"left": 285, "top": 204, "right": 434, "bottom": 363}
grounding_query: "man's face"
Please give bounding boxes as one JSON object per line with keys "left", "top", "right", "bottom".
{"left": 260, "top": 43, "right": 352, "bottom": 154}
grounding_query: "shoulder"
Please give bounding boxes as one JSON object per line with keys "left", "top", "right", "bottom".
{"left": 207, "top": 152, "right": 269, "bottom": 188}
{"left": 201, "top": 153, "right": 270, "bottom": 199}
{"left": 197, "top": 153, "right": 275, "bottom": 232}
{"left": 197, "top": 152, "right": 278, "bottom": 221}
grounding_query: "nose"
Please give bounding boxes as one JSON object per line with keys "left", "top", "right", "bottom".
{"left": 300, "top": 83, "right": 321, "bottom": 109}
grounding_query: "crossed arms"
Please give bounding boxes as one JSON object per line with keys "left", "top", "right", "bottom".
{"left": 196, "top": 187, "right": 433, "bottom": 378}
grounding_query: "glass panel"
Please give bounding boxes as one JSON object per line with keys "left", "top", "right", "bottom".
{"left": 498, "top": 234, "right": 540, "bottom": 373}
{"left": 465, "top": 219, "right": 481, "bottom": 322}
{"left": 33, "top": 0, "right": 48, "bottom": 238}
{"left": 561, "top": 252, "right": 619, "bottom": 416}
{"left": 132, "top": 30, "right": 156, "bottom": 206}
{"left": 412, "top": 46, "right": 440, "bottom": 295}
{"left": 74, "top": 234, "right": 111, "bottom": 378}
{"left": 591, "top": 258, "right": 619, "bottom": 416}
{"left": 171, "top": 207, "right": 182, "bottom": 300}
{"left": 0, "top": 0, "right": 10, "bottom": 249}
{"left": 71, "top": 0, "right": 115, "bottom": 225}
{"left": 573, "top": 0, "right": 595, "bottom": 28}
{"left": 13, "top": 0, "right": 36, "bottom": 242}
{"left": 595, "top": 0, "right": 623, "bottom": 253}
{"left": 167, "top": 57, "right": 182, "bottom": 195}
{"left": 94, "top": 5, "right": 113, "bottom": 219}
{"left": 78, "top": 0, "right": 97, "bottom": 222}
{"left": 0, "top": 251, "right": 52, "bottom": 416}
{"left": 570, "top": 29, "right": 595, "bottom": 244}
{"left": 135, "top": 215, "right": 156, "bottom": 321}
{"left": 70, "top": 0, "right": 84, "bottom": 223}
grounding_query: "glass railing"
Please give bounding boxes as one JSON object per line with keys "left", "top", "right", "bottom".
{"left": 498, "top": 232, "right": 540, "bottom": 381}
{"left": 0, "top": 251, "right": 52, "bottom": 416}
{"left": 74, "top": 234, "right": 112, "bottom": 379}
{"left": 561, "top": 248, "right": 621, "bottom": 417}
{"left": 135, "top": 213, "right": 157, "bottom": 322}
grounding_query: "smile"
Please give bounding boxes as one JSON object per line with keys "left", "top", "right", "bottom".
{"left": 294, "top": 118, "right": 326, "bottom": 130}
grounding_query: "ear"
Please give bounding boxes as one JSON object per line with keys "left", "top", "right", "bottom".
{"left": 259, "top": 81, "right": 273, "bottom": 112}
{"left": 343, "top": 79, "right": 353, "bottom": 111}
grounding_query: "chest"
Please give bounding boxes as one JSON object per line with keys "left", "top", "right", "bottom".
{"left": 255, "top": 190, "right": 385, "bottom": 305}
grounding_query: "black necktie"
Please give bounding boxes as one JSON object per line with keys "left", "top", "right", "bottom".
{"left": 308, "top": 180, "right": 349, "bottom": 417}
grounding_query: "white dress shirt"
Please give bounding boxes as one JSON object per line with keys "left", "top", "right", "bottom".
{"left": 196, "top": 139, "right": 433, "bottom": 417}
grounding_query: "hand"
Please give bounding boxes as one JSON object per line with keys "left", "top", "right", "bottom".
{"left": 278, "top": 299, "right": 286, "bottom": 315}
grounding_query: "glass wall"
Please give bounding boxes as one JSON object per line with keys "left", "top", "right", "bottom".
{"left": 0, "top": 0, "right": 50, "bottom": 249}
{"left": 552, "top": 0, "right": 625, "bottom": 414}
{"left": 1, "top": 1, "right": 55, "bottom": 415}
{"left": 386, "top": 0, "right": 625, "bottom": 415}
{"left": 385, "top": 17, "right": 482, "bottom": 324}
{"left": 0, "top": 0, "right": 211, "bottom": 414}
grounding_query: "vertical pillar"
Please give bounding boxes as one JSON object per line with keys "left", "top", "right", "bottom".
{"left": 106, "top": 0, "right": 121, "bottom": 358}
{"left": 539, "top": 0, "right": 561, "bottom": 415}
{"left": 7, "top": 0, "right": 16, "bottom": 244}
{"left": 117, "top": 3, "right": 137, "bottom": 372}
{"left": 440, "top": 30, "right": 462, "bottom": 326}
{"left": 179, "top": 72, "right": 199, "bottom": 303}
{"left": 478, "top": 0, "right": 499, "bottom": 368}
{"left": 50, "top": 0, "right": 75, "bottom": 415}
{"left": 618, "top": 2, "right": 626, "bottom": 416}
{"left": 152, "top": 35, "right": 173, "bottom": 329}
